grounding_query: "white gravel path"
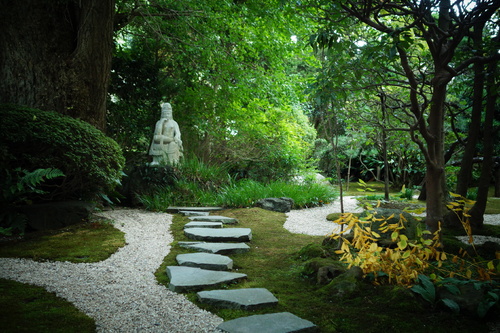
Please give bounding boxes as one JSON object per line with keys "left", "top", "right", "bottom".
{"left": 284, "top": 196, "right": 363, "bottom": 236}
{"left": 0, "top": 208, "right": 223, "bottom": 332}
{"left": 284, "top": 196, "right": 500, "bottom": 246}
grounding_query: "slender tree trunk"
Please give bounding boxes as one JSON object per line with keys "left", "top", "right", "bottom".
{"left": 455, "top": 22, "right": 486, "bottom": 197}
{"left": 468, "top": 55, "right": 498, "bottom": 228}
{"left": 424, "top": 80, "right": 448, "bottom": 236}
{"left": 495, "top": 167, "right": 500, "bottom": 197}
{"left": 0, "top": 0, "right": 115, "bottom": 130}
{"left": 379, "top": 92, "right": 390, "bottom": 201}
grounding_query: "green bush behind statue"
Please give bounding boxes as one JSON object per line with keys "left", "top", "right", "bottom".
{"left": 0, "top": 104, "right": 125, "bottom": 203}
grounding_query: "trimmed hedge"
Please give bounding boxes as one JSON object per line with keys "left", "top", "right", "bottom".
{"left": 0, "top": 104, "right": 125, "bottom": 202}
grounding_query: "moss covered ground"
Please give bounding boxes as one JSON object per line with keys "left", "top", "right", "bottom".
{"left": 157, "top": 207, "right": 499, "bottom": 333}
{"left": 0, "top": 215, "right": 125, "bottom": 332}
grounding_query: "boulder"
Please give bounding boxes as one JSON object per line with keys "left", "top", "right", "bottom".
{"left": 317, "top": 265, "right": 346, "bottom": 285}
{"left": 320, "top": 266, "right": 364, "bottom": 298}
{"left": 255, "top": 197, "right": 294, "bottom": 213}
{"left": 358, "top": 208, "right": 423, "bottom": 242}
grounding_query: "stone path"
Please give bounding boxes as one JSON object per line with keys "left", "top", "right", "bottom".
{"left": 167, "top": 207, "right": 319, "bottom": 333}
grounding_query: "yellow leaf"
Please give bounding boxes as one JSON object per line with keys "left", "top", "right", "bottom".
{"left": 369, "top": 242, "right": 379, "bottom": 252}
{"left": 399, "top": 234, "right": 408, "bottom": 241}
{"left": 397, "top": 239, "right": 408, "bottom": 250}
{"left": 440, "top": 252, "right": 447, "bottom": 261}
{"left": 487, "top": 261, "right": 495, "bottom": 270}
{"left": 335, "top": 250, "right": 345, "bottom": 254}
{"left": 466, "top": 269, "right": 472, "bottom": 279}
{"left": 371, "top": 231, "right": 381, "bottom": 238}
{"left": 391, "top": 231, "right": 399, "bottom": 241}
{"left": 401, "top": 250, "right": 411, "bottom": 259}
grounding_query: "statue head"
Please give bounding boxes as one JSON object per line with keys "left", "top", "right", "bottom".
{"left": 160, "top": 102, "right": 173, "bottom": 119}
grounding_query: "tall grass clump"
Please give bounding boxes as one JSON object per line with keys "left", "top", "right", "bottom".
{"left": 177, "top": 155, "right": 231, "bottom": 189}
{"left": 214, "top": 179, "right": 337, "bottom": 208}
{"left": 136, "top": 155, "right": 337, "bottom": 210}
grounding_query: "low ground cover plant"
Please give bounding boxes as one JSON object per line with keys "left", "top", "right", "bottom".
{"left": 329, "top": 197, "right": 500, "bottom": 318}
{"left": 157, "top": 207, "right": 498, "bottom": 332}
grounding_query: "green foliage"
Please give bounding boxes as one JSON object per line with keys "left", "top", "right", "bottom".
{"left": 215, "top": 179, "right": 337, "bottom": 208}
{"left": 411, "top": 275, "right": 436, "bottom": 304}
{"left": 0, "top": 104, "right": 125, "bottom": 202}
{"left": 0, "top": 168, "right": 65, "bottom": 235}
{"left": 111, "top": 1, "right": 318, "bottom": 179}
{"left": 138, "top": 177, "right": 338, "bottom": 211}
{"left": 107, "top": 37, "right": 166, "bottom": 153}
{"left": 411, "top": 275, "right": 500, "bottom": 318}
{"left": 398, "top": 185, "right": 414, "bottom": 200}
{"left": 1, "top": 168, "right": 65, "bottom": 204}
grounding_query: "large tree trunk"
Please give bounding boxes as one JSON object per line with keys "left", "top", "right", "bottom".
{"left": 0, "top": 0, "right": 115, "bottom": 130}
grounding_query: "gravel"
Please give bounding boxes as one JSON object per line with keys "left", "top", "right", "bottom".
{"left": 0, "top": 208, "right": 223, "bottom": 332}
{"left": 284, "top": 196, "right": 500, "bottom": 246}
{"left": 284, "top": 196, "right": 363, "bottom": 236}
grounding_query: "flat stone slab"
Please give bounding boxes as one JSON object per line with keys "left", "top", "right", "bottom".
{"left": 197, "top": 288, "right": 278, "bottom": 310}
{"left": 167, "top": 206, "right": 223, "bottom": 213}
{"left": 184, "top": 228, "right": 252, "bottom": 242}
{"left": 180, "top": 210, "right": 210, "bottom": 216}
{"left": 176, "top": 252, "right": 233, "bottom": 271}
{"left": 217, "top": 312, "right": 318, "bottom": 333}
{"left": 184, "top": 221, "right": 223, "bottom": 229}
{"left": 189, "top": 216, "right": 238, "bottom": 224}
{"left": 166, "top": 266, "right": 246, "bottom": 292}
{"left": 178, "top": 242, "right": 251, "bottom": 254}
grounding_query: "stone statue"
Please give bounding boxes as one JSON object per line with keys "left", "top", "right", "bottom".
{"left": 149, "top": 102, "right": 183, "bottom": 165}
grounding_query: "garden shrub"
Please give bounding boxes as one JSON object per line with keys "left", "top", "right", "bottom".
{"left": 0, "top": 104, "right": 125, "bottom": 202}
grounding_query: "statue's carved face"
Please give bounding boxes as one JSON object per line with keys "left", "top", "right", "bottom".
{"left": 161, "top": 103, "right": 173, "bottom": 119}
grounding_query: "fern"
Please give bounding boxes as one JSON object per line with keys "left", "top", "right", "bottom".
{"left": 20, "top": 168, "right": 65, "bottom": 189}
{"left": 1, "top": 167, "right": 65, "bottom": 235}
{"left": 3, "top": 168, "right": 65, "bottom": 201}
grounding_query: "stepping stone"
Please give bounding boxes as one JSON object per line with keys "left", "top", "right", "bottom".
{"left": 179, "top": 242, "right": 251, "bottom": 254}
{"left": 184, "top": 221, "right": 223, "bottom": 229}
{"left": 197, "top": 288, "right": 278, "bottom": 310}
{"left": 189, "top": 215, "right": 238, "bottom": 224}
{"left": 167, "top": 206, "right": 223, "bottom": 213}
{"left": 166, "top": 266, "right": 246, "bottom": 292}
{"left": 217, "top": 312, "right": 318, "bottom": 333}
{"left": 180, "top": 210, "right": 210, "bottom": 216}
{"left": 176, "top": 252, "right": 233, "bottom": 271}
{"left": 185, "top": 228, "right": 252, "bottom": 242}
